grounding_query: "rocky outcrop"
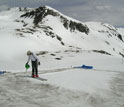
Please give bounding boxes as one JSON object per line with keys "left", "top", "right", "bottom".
{"left": 20, "top": 6, "right": 89, "bottom": 34}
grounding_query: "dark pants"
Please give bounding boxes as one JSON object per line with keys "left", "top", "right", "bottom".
{"left": 31, "top": 61, "right": 38, "bottom": 75}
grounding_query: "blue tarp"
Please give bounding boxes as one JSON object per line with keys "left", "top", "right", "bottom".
{"left": 74, "top": 65, "right": 93, "bottom": 69}
{"left": 0, "top": 71, "right": 6, "bottom": 75}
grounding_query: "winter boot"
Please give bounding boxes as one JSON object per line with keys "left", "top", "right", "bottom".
{"left": 36, "top": 74, "right": 39, "bottom": 77}
{"left": 32, "top": 75, "right": 36, "bottom": 78}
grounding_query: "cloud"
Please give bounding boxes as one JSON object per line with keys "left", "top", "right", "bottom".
{"left": 0, "top": 5, "right": 9, "bottom": 11}
{"left": 96, "top": 5, "right": 111, "bottom": 10}
{"left": 56, "top": 0, "right": 124, "bottom": 27}
{"left": 0, "top": 0, "right": 47, "bottom": 7}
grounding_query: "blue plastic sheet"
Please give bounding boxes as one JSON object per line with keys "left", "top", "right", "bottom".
{"left": 0, "top": 71, "right": 6, "bottom": 75}
{"left": 74, "top": 65, "right": 93, "bottom": 69}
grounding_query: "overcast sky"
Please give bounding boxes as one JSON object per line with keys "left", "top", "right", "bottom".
{"left": 0, "top": 0, "right": 124, "bottom": 27}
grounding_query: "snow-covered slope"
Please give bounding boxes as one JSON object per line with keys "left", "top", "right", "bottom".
{"left": 0, "top": 6, "right": 124, "bottom": 70}
{"left": 0, "top": 51, "right": 124, "bottom": 107}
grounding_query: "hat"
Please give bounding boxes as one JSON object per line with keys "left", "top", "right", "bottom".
{"left": 27, "top": 50, "right": 32, "bottom": 55}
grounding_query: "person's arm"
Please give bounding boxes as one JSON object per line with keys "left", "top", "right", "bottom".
{"left": 27, "top": 56, "right": 30, "bottom": 64}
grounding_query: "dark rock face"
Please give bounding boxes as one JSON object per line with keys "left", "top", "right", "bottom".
{"left": 20, "top": 6, "right": 89, "bottom": 35}
{"left": 93, "top": 50, "right": 111, "bottom": 56}
{"left": 69, "top": 21, "right": 89, "bottom": 34}
{"left": 119, "top": 52, "right": 124, "bottom": 57}
{"left": 118, "top": 34, "right": 123, "bottom": 42}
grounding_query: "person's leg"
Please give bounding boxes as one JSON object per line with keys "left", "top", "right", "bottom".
{"left": 36, "top": 67, "right": 38, "bottom": 75}
{"left": 34, "top": 61, "right": 38, "bottom": 77}
{"left": 32, "top": 61, "right": 35, "bottom": 77}
{"left": 32, "top": 68, "right": 34, "bottom": 75}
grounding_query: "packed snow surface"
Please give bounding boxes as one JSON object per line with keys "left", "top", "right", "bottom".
{"left": 0, "top": 51, "right": 124, "bottom": 107}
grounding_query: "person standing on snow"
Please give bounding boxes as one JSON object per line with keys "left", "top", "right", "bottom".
{"left": 26, "top": 50, "right": 40, "bottom": 78}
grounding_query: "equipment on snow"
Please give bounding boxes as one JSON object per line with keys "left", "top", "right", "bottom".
{"left": 0, "top": 71, "right": 6, "bottom": 75}
{"left": 74, "top": 64, "right": 93, "bottom": 69}
{"left": 23, "top": 75, "right": 47, "bottom": 81}
{"left": 32, "top": 74, "right": 39, "bottom": 78}
{"left": 25, "top": 63, "right": 30, "bottom": 69}
{"left": 33, "top": 77, "right": 47, "bottom": 81}
{"left": 29, "top": 75, "right": 47, "bottom": 81}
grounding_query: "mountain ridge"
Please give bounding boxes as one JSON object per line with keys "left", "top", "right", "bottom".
{"left": 20, "top": 6, "right": 89, "bottom": 34}
{"left": 0, "top": 5, "right": 124, "bottom": 57}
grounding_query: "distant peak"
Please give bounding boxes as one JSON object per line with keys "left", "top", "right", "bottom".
{"left": 20, "top": 6, "right": 89, "bottom": 34}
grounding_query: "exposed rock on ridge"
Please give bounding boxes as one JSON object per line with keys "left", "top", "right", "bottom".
{"left": 20, "top": 6, "right": 89, "bottom": 34}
